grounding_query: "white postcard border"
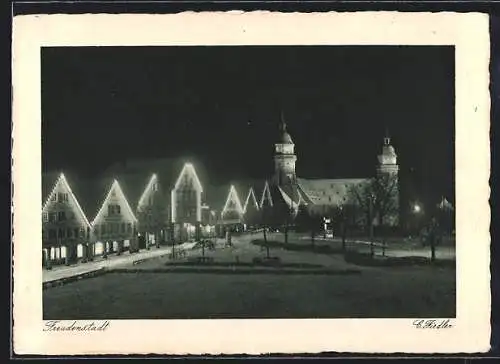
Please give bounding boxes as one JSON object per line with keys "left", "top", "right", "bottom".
{"left": 12, "top": 12, "right": 491, "bottom": 355}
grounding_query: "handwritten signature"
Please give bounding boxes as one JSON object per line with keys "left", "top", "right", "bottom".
{"left": 43, "top": 320, "right": 110, "bottom": 332}
{"left": 412, "top": 319, "right": 454, "bottom": 329}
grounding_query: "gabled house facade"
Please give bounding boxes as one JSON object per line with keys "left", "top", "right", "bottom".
{"left": 171, "top": 163, "right": 204, "bottom": 241}
{"left": 136, "top": 173, "right": 170, "bottom": 249}
{"left": 220, "top": 185, "right": 245, "bottom": 232}
{"left": 242, "top": 187, "right": 260, "bottom": 230}
{"left": 42, "top": 173, "right": 92, "bottom": 266}
{"left": 91, "top": 179, "right": 138, "bottom": 257}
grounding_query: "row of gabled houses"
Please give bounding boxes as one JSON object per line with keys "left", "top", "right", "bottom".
{"left": 41, "top": 158, "right": 311, "bottom": 267}
{"left": 43, "top": 119, "right": 402, "bottom": 268}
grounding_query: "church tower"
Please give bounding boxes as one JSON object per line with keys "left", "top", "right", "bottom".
{"left": 273, "top": 113, "right": 297, "bottom": 186}
{"left": 377, "top": 132, "right": 399, "bottom": 176}
{"left": 376, "top": 130, "right": 400, "bottom": 226}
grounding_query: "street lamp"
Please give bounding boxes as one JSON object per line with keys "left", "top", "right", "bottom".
{"left": 413, "top": 203, "right": 421, "bottom": 214}
{"left": 411, "top": 201, "right": 424, "bottom": 237}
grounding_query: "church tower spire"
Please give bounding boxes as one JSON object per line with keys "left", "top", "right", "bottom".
{"left": 273, "top": 111, "right": 297, "bottom": 186}
{"left": 280, "top": 110, "right": 287, "bottom": 133}
{"left": 384, "top": 125, "right": 391, "bottom": 146}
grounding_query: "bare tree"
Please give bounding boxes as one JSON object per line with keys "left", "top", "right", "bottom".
{"left": 347, "top": 173, "right": 399, "bottom": 230}
{"left": 372, "top": 173, "right": 399, "bottom": 227}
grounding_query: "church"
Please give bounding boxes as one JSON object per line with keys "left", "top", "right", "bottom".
{"left": 41, "top": 117, "right": 400, "bottom": 267}
{"left": 218, "top": 116, "right": 400, "bottom": 229}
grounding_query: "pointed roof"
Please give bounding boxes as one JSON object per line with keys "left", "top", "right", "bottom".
{"left": 297, "top": 177, "right": 368, "bottom": 206}
{"left": 243, "top": 187, "right": 260, "bottom": 213}
{"left": 91, "top": 179, "right": 138, "bottom": 225}
{"left": 437, "top": 196, "right": 454, "bottom": 211}
{"left": 203, "top": 178, "right": 264, "bottom": 214}
{"left": 106, "top": 157, "right": 209, "bottom": 195}
{"left": 43, "top": 171, "right": 102, "bottom": 223}
{"left": 277, "top": 111, "right": 294, "bottom": 145}
{"left": 260, "top": 180, "right": 274, "bottom": 208}
{"left": 137, "top": 173, "right": 158, "bottom": 211}
{"left": 380, "top": 128, "right": 396, "bottom": 157}
{"left": 42, "top": 172, "right": 91, "bottom": 228}
{"left": 135, "top": 173, "right": 170, "bottom": 215}
{"left": 384, "top": 125, "right": 391, "bottom": 145}
{"left": 42, "top": 171, "right": 62, "bottom": 207}
{"left": 221, "top": 185, "right": 244, "bottom": 219}
{"left": 173, "top": 162, "right": 204, "bottom": 192}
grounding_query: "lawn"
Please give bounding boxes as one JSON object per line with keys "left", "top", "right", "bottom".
{"left": 43, "top": 233, "right": 455, "bottom": 319}
{"left": 43, "top": 266, "right": 455, "bottom": 319}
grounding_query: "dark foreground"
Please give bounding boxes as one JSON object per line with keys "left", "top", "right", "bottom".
{"left": 43, "top": 266, "right": 455, "bottom": 319}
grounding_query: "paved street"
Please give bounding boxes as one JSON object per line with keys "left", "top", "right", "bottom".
{"left": 42, "top": 242, "right": 196, "bottom": 283}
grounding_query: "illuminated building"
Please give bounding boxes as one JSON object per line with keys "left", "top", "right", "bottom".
{"left": 42, "top": 173, "right": 92, "bottom": 267}
{"left": 90, "top": 179, "right": 138, "bottom": 257}
{"left": 41, "top": 117, "right": 399, "bottom": 267}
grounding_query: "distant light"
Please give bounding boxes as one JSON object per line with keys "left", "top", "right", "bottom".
{"left": 413, "top": 204, "right": 421, "bottom": 213}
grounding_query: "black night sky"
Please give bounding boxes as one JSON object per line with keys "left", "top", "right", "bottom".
{"left": 42, "top": 46, "right": 455, "bottom": 206}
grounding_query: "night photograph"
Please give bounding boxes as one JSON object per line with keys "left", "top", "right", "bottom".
{"left": 40, "top": 45, "right": 456, "bottom": 319}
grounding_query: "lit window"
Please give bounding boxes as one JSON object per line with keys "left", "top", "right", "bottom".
{"left": 116, "top": 205, "right": 121, "bottom": 214}
{"left": 51, "top": 194, "right": 57, "bottom": 202}
{"left": 42, "top": 213, "right": 48, "bottom": 222}
{"left": 58, "top": 193, "right": 68, "bottom": 202}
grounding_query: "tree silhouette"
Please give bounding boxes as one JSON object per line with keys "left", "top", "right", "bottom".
{"left": 347, "top": 173, "right": 399, "bottom": 231}
{"left": 295, "top": 205, "right": 322, "bottom": 247}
